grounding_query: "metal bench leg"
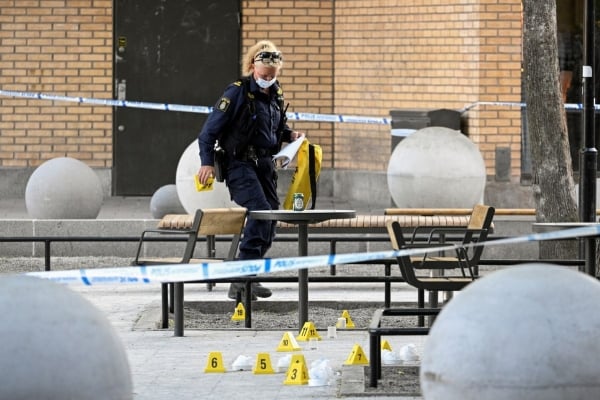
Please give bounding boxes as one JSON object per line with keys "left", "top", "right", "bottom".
{"left": 369, "top": 331, "right": 381, "bottom": 387}
{"left": 161, "top": 283, "right": 169, "bottom": 329}
{"left": 368, "top": 309, "right": 384, "bottom": 388}
{"left": 384, "top": 263, "right": 391, "bottom": 308}
{"left": 244, "top": 280, "right": 252, "bottom": 328}
{"left": 329, "top": 240, "right": 337, "bottom": 275}
{"left": 418, "top": 289, "right": 425, "bottom": 327}
{"left": 169, "top": 283, "right": 174, "bottom": 313}
{"left": 428, "top": 290, "right": 438, "bottom": 326}
{"left": 174, "top": 282, "right": 184, "bottom": 337}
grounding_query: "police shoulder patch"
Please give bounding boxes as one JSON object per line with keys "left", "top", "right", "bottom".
{"left": 216, "top": 97, "right": 231, "bottom": 112}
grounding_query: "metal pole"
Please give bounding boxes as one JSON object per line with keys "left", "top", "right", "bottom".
{"left": 298, "top": 223, "right": 309, "bottom": 331}
{"left": 580, "top": 0, "right": 597, "bottom": 276}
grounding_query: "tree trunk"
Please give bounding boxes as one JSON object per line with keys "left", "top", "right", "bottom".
{"left": 522, "top": 0, "right": 578, "bottom": 259}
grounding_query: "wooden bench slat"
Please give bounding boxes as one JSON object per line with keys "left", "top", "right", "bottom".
{"left": 159, "top": 207, "right": 541, "bottom": 232}
{"left": 276, "top": 214, "right": 471, "bottom": 231}
{"left": 385, "top": 207, "right": 545, "bottom": 216}
{"left": 158, "top": 214, "right": 195, "bottom": 230}
{"left": 158, "top": 212, "right": 481, "bottom": 233}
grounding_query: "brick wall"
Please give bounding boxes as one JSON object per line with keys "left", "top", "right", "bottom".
{"left": 0, "top": 0, "right": 523, "bottom": 177}
{"left": 242, "top": 0, "right": 335, "bottom": 168}
{"left": 332, "top": 0, "right": 522, "bottom": 174}
{"left": 469, "top": 0, "right": 523, "bottom": 177}
{"left": 0, "top": 0, "right": 112, "bottom": 168}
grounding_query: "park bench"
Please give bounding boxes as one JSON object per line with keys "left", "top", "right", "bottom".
{"left": 133, "top": 207, "right": 248, "bottom": 336}
{"left": 367, "top": 205, "right": 496, "bottom": 388}
{"left": 137, "top": 210, "right": 474, "bottom": 328}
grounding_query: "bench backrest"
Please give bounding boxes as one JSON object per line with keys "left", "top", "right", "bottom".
{"left": 387, "top": 219, "right": 470, "bottom": 292}
{"left": 156, "top": 208, "right": 247, "bottom": 263}
{"left": 197, "top": 208, "right": 248, "bottom": 237}
{"left": 387, "top": 204, "right": 495, "bottom": 291}
{"left": 386, "top": 220, "right": 421, "bottom": 288}
{"left": 464, "top": 205, "right": 495, "bottom": 262}
{"left": 197, "top": 208, "right": 247, "bottom": 261}
{"left": 467, "top": 204, "right": 495, "bottom": 230}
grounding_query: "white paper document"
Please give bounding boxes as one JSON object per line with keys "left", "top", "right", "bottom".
{"left": 272, "top": 134, "right": 306, "bottom": 168}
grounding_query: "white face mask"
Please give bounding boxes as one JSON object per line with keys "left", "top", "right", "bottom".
{"left": 256, "top": 77, "right": 276, "bottom": 89}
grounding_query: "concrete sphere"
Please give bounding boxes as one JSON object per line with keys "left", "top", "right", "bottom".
{"left": 25, "top": 157, "right": 103, "bottom": 219}
{"left": 387, "top": 127, "right": 486, "bottom": 208}
{"left": 0, "top": 275, "right": 132, "bottom": 399}
{"left": 421, "top": 264, "right": 600, "bottom": 400}
{"left": 175, "top": 140, "right": 236, "bottom": 213}
{"left": 150, "top": 184, "right": 186, "bottom": 218}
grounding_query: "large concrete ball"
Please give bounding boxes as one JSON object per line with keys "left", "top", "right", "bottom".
{"left": 150, "top": 184, "right": 186, "bottom": 218}
{"left": 421, "top": 264, "right": 600, "bottom": 400}
{"left": 0, "top": 275, "right": 132, "bottom": 399}
{"left": 25, "top": 157, "right": 103, "bottom": 219}
{"left": 387, "top": 127, "right": 486, "bottom": 208}
{"left": 175, "top": 140, "right": 236, "bottom": 213}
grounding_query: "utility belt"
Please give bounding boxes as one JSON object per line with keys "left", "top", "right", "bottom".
{"left": 236, "top": 145, "right": 272, "bottom": 163}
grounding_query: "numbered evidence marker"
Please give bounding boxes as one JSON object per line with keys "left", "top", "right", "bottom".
{"left": 344, "top": 344, "right": 369, "bottom": 365}
{"left": 276, "top": 331, "right": 302, "bottom": 351}
{"left": 283, "top": 354, "right": 309, "bottom": 385}
{"left": 194, "top": 174, "right": 214, "bottom": 192}
{"left": 381, "top": 339, "right": 393, "bottom": 351}
{"left": 341, "top": 310, "right": 356, "bottom": 328}
{"left": 252, "top": 352, "right": 275, "bottom": 374}
{"left": 204, "top": 351, "right": 226, "bottom": 373}
{"left": 231, "top": 302, "right": 245, "bottom": 321}
{"left": 296, "top": 321, "right": 322, "bottom": 342}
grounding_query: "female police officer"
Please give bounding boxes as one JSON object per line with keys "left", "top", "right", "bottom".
{"left": 197, "top": 40, "right": 301, "bottom": 300}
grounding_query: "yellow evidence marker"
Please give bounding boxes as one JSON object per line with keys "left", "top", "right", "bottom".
{"left": 231, "top": 302, "right": 245, "bottom": 321}
{"left": 276, "top": 331, "right": 302, "bottom": 351}
{"left": 296, "top": 321, "right": 322, "bottom": 342}
{"left": 283, "top": 354, "right": 309, "bottom": 385}
{"left": 341, "top": 309, "right": 356, "bottom": 328}
{"left": 344, "top": 344, "right": 369, "bottom": 365}
{"left": 252, "top": 353, "right": 275, "bottom": 374}
{"left": 204, "top": 351, "right": 226, "bottom": 373}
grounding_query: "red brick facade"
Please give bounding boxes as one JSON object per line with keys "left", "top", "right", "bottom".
{"left": 0, "top": 0, "right": 523, "bottom": 177}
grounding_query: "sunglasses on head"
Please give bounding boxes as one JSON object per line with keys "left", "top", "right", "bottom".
{"left": 254, "top": 51, "right": 283, "bottom": 65}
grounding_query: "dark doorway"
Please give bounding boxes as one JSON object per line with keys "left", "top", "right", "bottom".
{"left": 113, "top": 0, "right": 240, "bottom": 195}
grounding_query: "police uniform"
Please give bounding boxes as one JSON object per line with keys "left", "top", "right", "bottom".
{"left": 198, "top": 75, "right": 292, "bottom": 263}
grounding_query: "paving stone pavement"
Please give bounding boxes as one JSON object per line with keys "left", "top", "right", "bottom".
{"left": 73, "top": 281, "right": 425, "bottom": 399}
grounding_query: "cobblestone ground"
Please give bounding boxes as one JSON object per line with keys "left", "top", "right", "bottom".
{"left": 183, "top": 301, "right": 421, "bottom": 331}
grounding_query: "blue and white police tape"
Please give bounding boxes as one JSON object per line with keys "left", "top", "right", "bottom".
{"left": 0, "top": 89, "right": 213, "bottom": 115}
{"left": 2, "top": 88, "right": 598, "bottom": 126}
{"left": 461, "top": 101, "right": 595, "bottom": 113}
{"left": 25, "top": 224, "right": 600, "bottom": 286}
{"left": 0, "top": 89, "right": 390, "bottom": 125}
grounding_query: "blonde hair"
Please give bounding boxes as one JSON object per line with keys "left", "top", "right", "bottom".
{"left": 241, "top": 40, "right": 282, "bottom": 75}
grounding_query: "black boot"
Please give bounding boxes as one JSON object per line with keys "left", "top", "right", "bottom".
{"left": 251, "top": 282, "right": 272, "bottom": 298}
{"left": 227, "top": 283, "right": 257, "bottom": 301}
